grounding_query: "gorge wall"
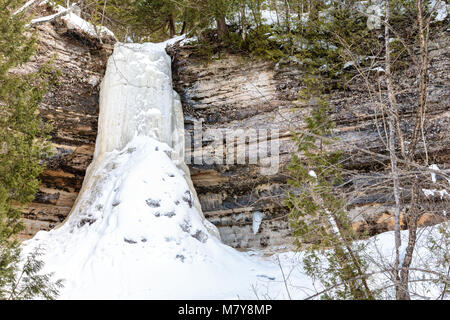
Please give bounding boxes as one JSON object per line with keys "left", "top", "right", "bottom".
{"left": 20, "top": 7, "right": 449, "bottom": 249}
{"left": 18, "top": 6, "right": 114, "bottom": 239}
{"left": 168, "top": 40, "right": 449, "bottom": 249}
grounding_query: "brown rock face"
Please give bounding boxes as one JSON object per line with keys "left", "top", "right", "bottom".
{"left": 168, "top": 39, "right": 449, "bottom": 249}
{"left": 20, "top": 12, "right": 448, "bottom": 249}
{"left": 19, "top": 8, "right": 113, "bottom": 239}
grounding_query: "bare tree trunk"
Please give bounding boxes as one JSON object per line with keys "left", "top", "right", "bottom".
{"left": 180, "top": 21, "right": 187, "bottom": 35}
{"left": 240, "top": 3, "right": 247, "bottom": 41}
{"left": 284, "top": 0, "right": 294, "bottom": 55}
{"left": 409, "top": 0, "right": 429, "bottom": 163}
{"left": 272, "top": 0, "right": 281, "bottom": 27}
{"left": 399, "top": 178, "right": 421, "bottom": 300}
{"left": 216, "top": 15, "right": 227, "bottom": 39}
{"left": 385, "top": 0, "right": 406, "bottom": 300}
{"left": 397, "top": 0, "right": 431, "bottom": 300}
{"left": 168, "top": 15, "right": 176, "bottom": 38}
{"left": 101, "top": 0, "right": 107, "bottom": 26}
{"left": 284, "top": 0, "right": 291, "bottom": 33}
{"left": 388, "top": 119, "right": 405, "bottom": 299}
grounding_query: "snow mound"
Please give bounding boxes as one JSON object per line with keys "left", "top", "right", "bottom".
{"left": 25, "top": 135, "right": 285, "bottom": 299}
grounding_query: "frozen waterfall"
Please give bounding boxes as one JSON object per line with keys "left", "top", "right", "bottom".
{"left": 22, "top": 37, "right": 430, "bottom": 301}
{"left": 65, "top": 41, "right": 214, "bottom": 236}
{"left": 22, "top": 40, "right": 299, "bottom": 299}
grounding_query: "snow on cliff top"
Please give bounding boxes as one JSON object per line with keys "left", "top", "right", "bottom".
{"left": 30, "top": 2, "right": 115, "bottom": 39}
{"left": 61, "top": 11, "right": 115, "bottom": 38}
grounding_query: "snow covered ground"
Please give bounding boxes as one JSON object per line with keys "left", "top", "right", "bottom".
{"left": 21, "top": 34, "right": 448, "bottom": 300}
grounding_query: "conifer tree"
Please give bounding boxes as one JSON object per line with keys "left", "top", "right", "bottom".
{"left": 0, "top": 0, "right": 62, "bottom": 300}
{"left": 77, "top": 0, "right": 237, "bottom": 42}
{"left": 285, "top": 74, "right": 375, "bottom": 300}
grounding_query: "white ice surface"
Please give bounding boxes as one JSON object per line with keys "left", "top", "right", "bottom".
{"left": 430, "top": 0, "right": 448, "bottom": 22}
{"left": 252, "top": 211, "right": 263, "bottom": 235}
{"left": 429, "top": 164, "right": 439, "bottom": 183}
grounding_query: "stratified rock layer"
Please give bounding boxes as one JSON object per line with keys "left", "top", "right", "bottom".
{"left": 19, "top": 6, "right": 113, "bottom": 239}
{"left": 168, "top": 38, "right": 449, "bottom": 249}
{"left": 22, "top": 10, "right": 449, "bottom": 248}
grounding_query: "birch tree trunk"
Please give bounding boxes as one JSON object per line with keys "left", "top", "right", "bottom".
{"left": 409, "top": 0, "right": 429, "bottom": 162}
{"left": 397, "top": 0, "right": 431, "bottom": 300}
{"left": 385, "top": 0, "right": 407, "bottom": 300}
{"left": 241, "top": 3, "right": 247, "bottom": 41}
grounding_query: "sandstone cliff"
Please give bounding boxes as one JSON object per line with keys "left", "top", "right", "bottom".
{"left": 21, "top": 8, "right": 449, "bottom": 249}
{"left": 167, "top": 38, "right": 449, "bottom": 249}
{"left": 19, "top": 6, "right": 113, "bottom": 239}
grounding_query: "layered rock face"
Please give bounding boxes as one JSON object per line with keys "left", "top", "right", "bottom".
{"left": 19, "top": 7, "right": 114, "bottom": 239}
{"left": 21, "top": 10, "right": 449, "bottom": 249}
{"left": 168, "top": 39, "right": 449, "bottom": 249}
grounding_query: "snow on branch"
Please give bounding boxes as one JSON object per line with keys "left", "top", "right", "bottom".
{"left": 26, "top": 4, "right": 77, "bottom": 27}
{"left": 23, "top": 2, "right": 116, "bottom": 40}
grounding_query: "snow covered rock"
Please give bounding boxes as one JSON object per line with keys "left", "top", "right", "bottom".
{"left": 366, "top": 4, "right": 384, "bottom": 30}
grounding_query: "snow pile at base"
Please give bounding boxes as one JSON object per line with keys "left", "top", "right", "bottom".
{"left": 24, "top": 135, "right": 293, "bottom": 299}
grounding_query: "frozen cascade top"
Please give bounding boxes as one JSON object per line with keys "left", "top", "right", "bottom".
{"left": 95, "top": 42, "right": 184, "bottom": 161}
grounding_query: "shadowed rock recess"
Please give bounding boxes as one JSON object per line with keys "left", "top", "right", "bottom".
{"left": 21, "top": 11, "right": 448, "bottom": 249}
